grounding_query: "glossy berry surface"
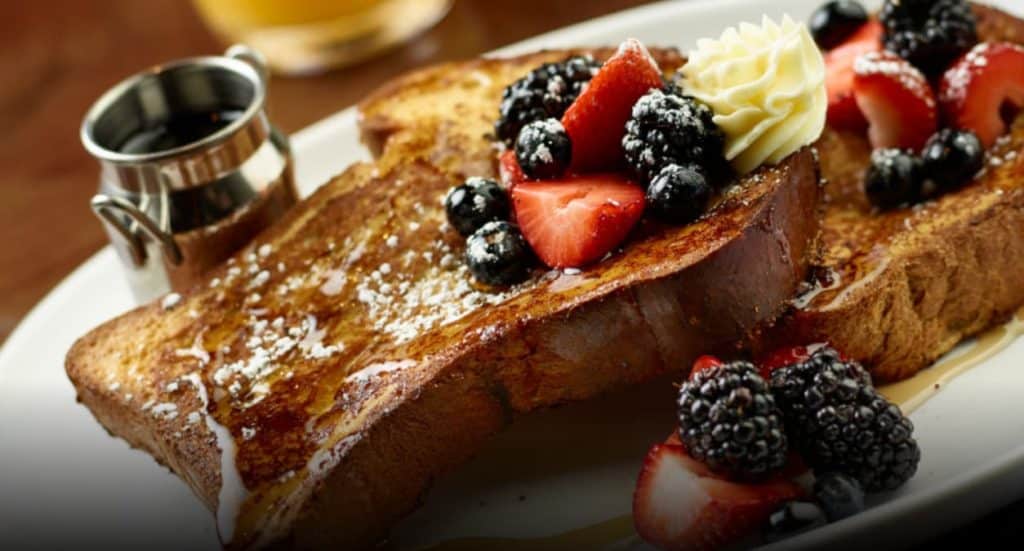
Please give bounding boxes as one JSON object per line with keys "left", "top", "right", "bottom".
{"left": 495, "top": 55, "right": 601, "bottom": 145}
{"left": 464, "top": 221, "right": 532, "bottom": 286}
{"left": 921, "top": 129, "right": 984, "bottom": 194}
{"left": 645, "top": 164, "right": 711, "bottom": 225}
{"left": 515, "top": 118, "right": 572, "bottom": 180}
{"left": 864, "top": 148, "right": 924, "bottom": 210}
{"left": 769, "top": 345, "right": 921, "bottom": 492}
{"left": 813, "top": 472, "right": 865, "bottom": 521}
{"left": 763, "top": 501, "right": 828, "bottom": 543}
{"left": 622, "top": 88, "right": 726, "bottom": 185}
{"left": 880, "top": 0, "right": 977, "bottom": 76}
{"left": 810, "top": 1, "right": 869, "bottom": 50}
{"left": 677, "top": 361, "right": 789, "bottom": 480}
{"left": 444, "top": 177, "right": 511, "bottom": 237}
{"left": 939, "top": 42, "right": 1024, "bottom": 147}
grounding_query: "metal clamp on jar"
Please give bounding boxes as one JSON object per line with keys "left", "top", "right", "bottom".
{"left": 81, "top": 45, "right": 297, "bottom": 303}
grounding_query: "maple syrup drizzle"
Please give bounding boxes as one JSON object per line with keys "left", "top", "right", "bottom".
{"left": 421, "top": 306, "right": 1024, "bottom": 550}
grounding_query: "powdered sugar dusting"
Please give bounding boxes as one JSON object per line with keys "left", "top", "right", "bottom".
{"left": 854, "top": 52, "right": 936, "bottom": 109}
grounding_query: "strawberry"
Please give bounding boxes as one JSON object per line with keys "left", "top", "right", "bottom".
{"left": 824, "top": 20, "right": 883, "bottom": 130}
{"left": 939, "top": 42, "right": 1024, "bottom": 148}
{"left": 689, "top": 355, "right": 723, "bottom": 380}
{"left": 511, "top": 175, "right": 645, "bottom": 269}
{"left": 561, "top": 39, "right": 663, "bottom": 172}
{"left": 757, "top": 345, "right": 812, "bottom": 379}
{"left": 498, "top": 149, "right": 530, "bottom": 188}
{"left": 633, "top": 443, "right": 804, "bottom": 551}
{"left": 853, "top": 51, "right": 937, "bottom": 151}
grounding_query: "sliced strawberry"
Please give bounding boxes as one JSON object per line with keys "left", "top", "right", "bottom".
{"left": 498, "top": 149, "right": 529, "bottom": 188}
{"left": 853, "top": 51, "right": 937, "bottom": 150}
{"left": 561, "top": 39, "right": 663, "bottom": 172}
{"left": 689, "top": 355, "right": 723, "bottom": 380}
{"left": 824, "top": 20, "right": 883, "bottom": 130}
{"left": 633, "top": 444, "right": 804, "bottom": 551}
{"left": 939, "top": 42, "right": 1024, "bottom": 148}
{"left": 511, "top": 175, "right": 645, "bottom": 269}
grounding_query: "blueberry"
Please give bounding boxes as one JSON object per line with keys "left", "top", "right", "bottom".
{"left": 515, "top": 118, "right": 572, "bottom": 180}
{"left": 921, "top": 129, "right": 984, "bottom": 194}
{"left": 814, "top": 472, "right": 866, "bottom": 521}
{"left": 865, "top": 149, "right": 924, "bottom": 209}
{"left": 645, "top": 164, "right": 711, "bottom": 224}
{"left": 763, "top": 501, "right": 829, "bottom": 543}
{"left": 810, "top": 1, "right": 869, "bottom": 50}
{"left": 465, "top": 221, "right": 533, "bottom": 286}
{"left": 445, "top": 177, "right": 511, "bottom": 237}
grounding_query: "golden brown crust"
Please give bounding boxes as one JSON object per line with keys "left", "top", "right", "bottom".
{"left": 757, "top": 4, "right": 1024, "bottom": 382}
{"left": 66, "top": 46, "right": 818, "bottom": 550}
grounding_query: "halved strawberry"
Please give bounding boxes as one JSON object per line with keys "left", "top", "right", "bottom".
{"left": 939, "top": 42, "right": 1024, "bottom": 148}
{"left": 689, "top": 355, "right": 723, "bottom": 380}
{"left": 511, "top": 175, "right": 645, "bottom": 268}
{"left": 853, "top": 51, "right": 937, "bottom": 150}
{"left": 633, "top": 443, "right": 804, "bottom": 551}
{"left": 824, "top": 19, "right": 883, "bottom": 130}
{"left": 498, "top": 149, "right": 530, "bottom": 188}
{"left": 561, "top": 39, "right": 663, "bottom": 172}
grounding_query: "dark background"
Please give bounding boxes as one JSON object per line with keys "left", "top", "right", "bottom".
{"left": 0, "top": 0, "right": 1021, "bottom": 548}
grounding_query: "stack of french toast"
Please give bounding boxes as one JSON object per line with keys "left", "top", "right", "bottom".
{"left": 65, "top": 1, "right": 1024, "bottom": 549}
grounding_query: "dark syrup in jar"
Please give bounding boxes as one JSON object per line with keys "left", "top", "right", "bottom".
{"left": 117, "top": 109, "right": 245, "bottom": 154}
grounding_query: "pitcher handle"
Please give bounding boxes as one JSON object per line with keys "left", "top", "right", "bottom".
{"left": 91, "top": 194, "right": 183, "bottom": 267}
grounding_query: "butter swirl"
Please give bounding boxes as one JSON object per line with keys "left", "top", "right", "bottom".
{"left": 681, "top": 15, "right": 827, "bottom": 175}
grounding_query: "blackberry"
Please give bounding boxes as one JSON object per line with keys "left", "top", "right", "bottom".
{"left": 880, "top": 0, "right": 977, "bottom": 76}
{"left": 921, "top": 128, "right": 984, "bottom": 194}
{"left": 465, "top": 221, "right": 532, "bottom": 286}
{"left": 623, "top": 88, "right": 727, "bottom": 186}
{"left": 515, "top": 118, "right": 572, "bottom": 179}
{"left": 495, "top": 55, "right": 601, "bottom": 145}
{"left": 677, "top": 361, "right": 788, "bottom": 480}
{"left": 645, "top": 164, "right": 711, "bottom": 225}
{"left": 865, "top": 148, "right": 924, "bottom": 209}
{"left": 445, "top": 177, "right": 511, "bottom": 237}
{"left": 769, "top": 346, "right": 920, "bottom": 492}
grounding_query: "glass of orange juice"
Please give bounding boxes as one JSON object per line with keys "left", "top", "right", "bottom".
{"left": 192, "top": 0, "right": 452, "bottom": 75}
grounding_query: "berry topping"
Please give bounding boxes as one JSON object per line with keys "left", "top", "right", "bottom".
{"left": 444, "top": 177, "right": 511, "bottom": 237}
{"left": 921, "top": 128, "right": 984, "bottom": 193}
{"left": 677, "top": 361, "right": 789, "bottom": 480}
{"left": 622, "top": 89, "right": 727, "bottom": 186}
{"left": 464, "top": 221, "right": 533, "bottom": 286}
{"left": 880, "top": 0, "right": 977, "bottom": 76}
{"left": 758, "top": 345, "right": 814, "bottom": 380}
{"left": 562, "top": 39, "right": 664, "bottom": 172}
{"left": 769, "top": 345, "right": 921, "bottom": 492}
{"left": 824, "top": 19, "right": 883, "bottom": 130}
{"left": 939, "top": 42, "right": 1024, "bottom": 148}
{"left": 690, "top": 355, "right": 724, "bottom": 379}
{"left": 853, "top": 51, "right": 937, "bottom": 151}
{"left": 813, "top": 472, "right": 865, "bottom": 522}
{"left": 498, "top": 149, "right": 530, "bottom": 188}
{"left": 762, "top": 501, "right": 828, "bottom": 543}
{"left": 810, "top": 1, "right": 870, "bottom": 50}
{"left": 865, "top": 148, "right": 924, "bottom": 209}
{"left": 633, "top": 443, "right": 804, "bottom": 551}
{"left": 495, "top": 55, "right": 601, "bottom": 146}
{"left": 515, "top": 118, "right": 572, "bottom": 180}
{"left": 645, "top": 164, "right": 712, "bottom": 225}
{"left": 511, "top": 175, "right": 645, "bottom": 269}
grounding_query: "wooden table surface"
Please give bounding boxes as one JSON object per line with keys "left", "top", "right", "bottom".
{"left": 1, "top": 0, "right": 1020, "bottom": 547}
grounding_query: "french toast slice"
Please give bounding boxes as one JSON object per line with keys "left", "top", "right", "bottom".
{"left": 66, "top": 48, "right": 821, "bottom": 549}
{"left": 759, "top": 4, "right": 1024, "bottom": 382}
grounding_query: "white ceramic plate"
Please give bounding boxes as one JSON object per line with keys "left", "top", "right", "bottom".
{"left": 2, "top": 1, "right": 1022, "bottom": 549}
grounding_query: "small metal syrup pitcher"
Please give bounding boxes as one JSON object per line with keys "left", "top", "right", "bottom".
{"left": 81, "top": 45, "right": 297, "bottom": 303}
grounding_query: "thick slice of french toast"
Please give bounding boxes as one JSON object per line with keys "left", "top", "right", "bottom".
{"left": 66, "top": 48, "right": 821, "bottom": 549}
{"left": 759, "top": 4, "right": 1024, "bottom": 382}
